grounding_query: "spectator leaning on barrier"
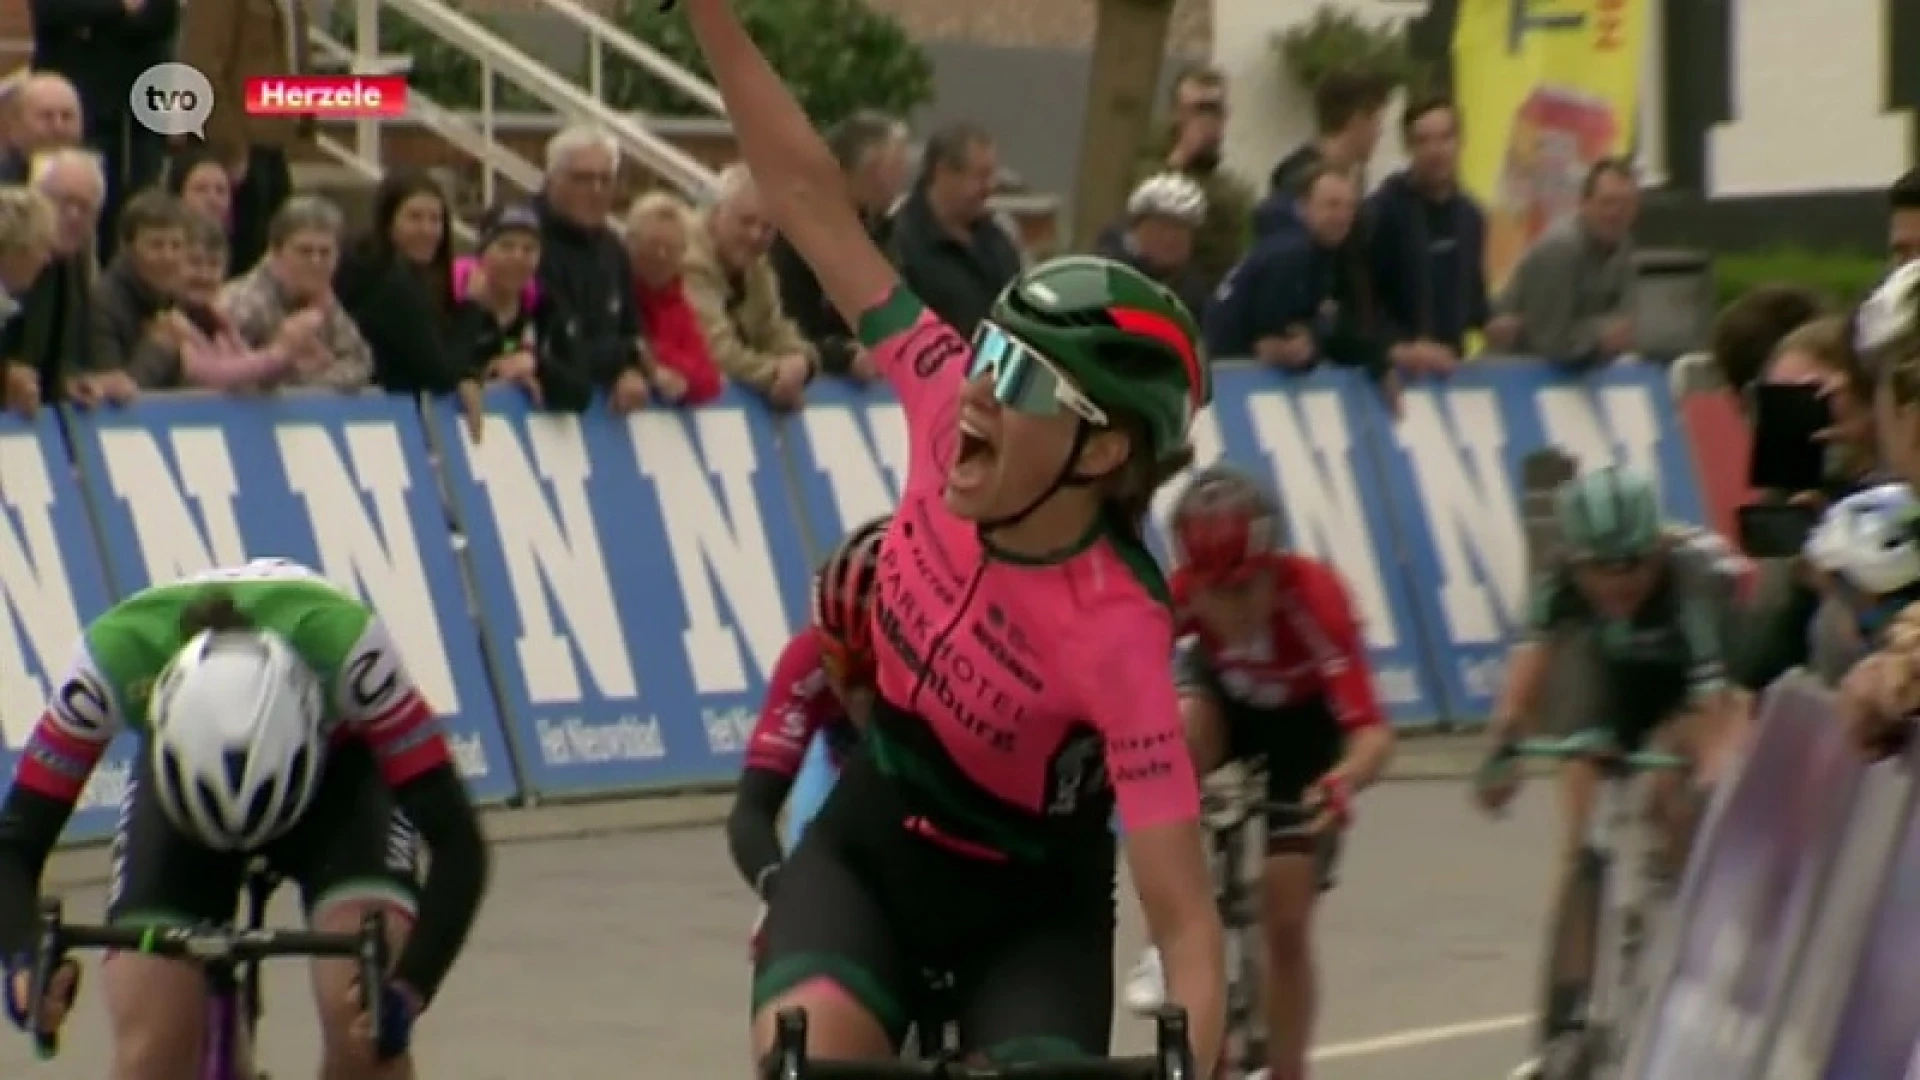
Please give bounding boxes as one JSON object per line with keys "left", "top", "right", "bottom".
{"left": 888, "top": 120, "right": 1023, "bottom": 336}
{"left": 0, "top": 187, "right": 55, "bottom": 416}
{"left": 178, "top": 0, "right": 308, "bottom": 273}
{"left": 1094, "top": 172, "right": 1212, "bottom": 321}
{"left": 30, "top": 0, "right": 177, "bottom": 260}
{"left": 447, "top": 202, "right": 594, "bottom": 413}
{"left": 335, "top": 169, "right": 464, "bottom": 394}
{"left": 1486, "top": 158, "right": 1638, "bottom": 366}
{"left": 535, "top": 125, "right": 655, "bottom": 413}
{"left": 1141, "top": 64, "right": 1255, "bottom": 291}
{"left": 685, "top": 162, "right": 816, "bottom": 410}
{"left": 1266, "top": 70, "right": 1390, "bottom": 199}
{"left": 156, "top": 210, "right": 299, "bottom": 392}
{"left": 1891, "top": 167, "right": 1920, "bottom": 268}
{"left": 1364, "top": 96, "right": 1488, "bottom": 377}
{"left": 217, "top": 195, "right": 372, "bottom": 391}
{"left": 14, "top": 148, "right": 105, "bottom": 404}
{"left": 627, "top": 191, "right": 721, "bottom": 406}
{"left": 0, "top": 74, "right": 83, "bottom": 183}
{"left": 86, "top": 189, "right": 192, "bottom": 404}
{"left": 1205, "top": 165, "right": 1369, "bottom": 371}
{"left": 771, "top": 109, "right": 907, "bottom": 382}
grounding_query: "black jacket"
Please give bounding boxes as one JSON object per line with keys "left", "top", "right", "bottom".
{"left": 771, "top": 207, "right": 893, "bottom": 374}
{"left": 89, "top": 256, "right": 174, "bottom": 385}
{"left": 1205, "top": 209, "right": 1384, "bottom": 375}
{"left": 1363, "top": 171, "right": 1491, "bottom": 353}
{"left": 30, "top": 0, "right": 179, "bottom": 128}
{"left": 334, "top": 249, "right": 464, "bottom": 394}
{"left": 1, "top": 255, "right": 92, "bottom": 399}
{"left": 533, "top": 195, "right": 644, "bottom": 388}
{"left": 887, "top": 190, "right": 1022, "bottom": 336}
{"left": 447, "top": 291, "right": 593, "bottom": 412}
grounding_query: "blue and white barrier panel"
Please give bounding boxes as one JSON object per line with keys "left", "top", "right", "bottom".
{"left": 0, "top": 359, "right": 1707, "bottom": 841}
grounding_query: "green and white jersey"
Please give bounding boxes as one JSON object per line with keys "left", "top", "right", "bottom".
{"left": 1521, "top": 525, "right": 1747, "bottom": 697}
{"left": 47, "top": 559, "right": 419, "bottom": 751}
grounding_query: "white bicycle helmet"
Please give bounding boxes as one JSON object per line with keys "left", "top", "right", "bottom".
{"left": 1127, "top": 173, "right": 1208, "bottom": 227}
{"left": 1856, "top": 259, "right": 1920, "bottom": 354}
{"left": 148, "top": 629, "right": 326, "bottom": 852}
{"left": 1806, "top": 482, "right": 1920, "bottom": 597}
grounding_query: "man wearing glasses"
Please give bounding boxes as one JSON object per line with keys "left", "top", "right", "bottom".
{"left": 534, "top": 125, "right": 663, "bottom": 412}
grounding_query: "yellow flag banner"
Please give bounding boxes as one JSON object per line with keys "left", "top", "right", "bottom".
{"left": 1453, "top": 0, "right": 1648, "bottom": 288}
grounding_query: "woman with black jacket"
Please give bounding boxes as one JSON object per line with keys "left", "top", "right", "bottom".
{"left": 334, "top": 169, "right": 466, "bottom": 393}
{"left": 446, "top": 202, "right": 593, "bottom": 412}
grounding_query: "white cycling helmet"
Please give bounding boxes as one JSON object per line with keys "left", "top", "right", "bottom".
{"left": 1127, "top": 173, "right": 1207, "bottom": 227}
{"left": 148, "top": 629, "right": 326, "bottom": 852}
{"left": 1806, "top": 482, "right": 1920, "bottom": 597}
{"left": 1856, "top": 259, "right": 1920, "bottom": 354}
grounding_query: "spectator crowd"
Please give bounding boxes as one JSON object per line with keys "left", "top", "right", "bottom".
{"left": 0, "top": 0, "right": 1896, "bottom": 444}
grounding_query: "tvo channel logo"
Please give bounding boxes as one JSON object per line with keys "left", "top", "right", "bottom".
{"left": 129, "top": 63, "right": 215, "bottom": 139}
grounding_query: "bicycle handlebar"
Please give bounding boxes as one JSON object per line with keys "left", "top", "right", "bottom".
{"left": 26, "top": 897, "right": 386, "bottom": 1058}
{"left": 1512, "top": 736, "right": 1689, "bottom": 773}
{"left": 764, "top": 1006, "right": 1195, "bottom": 1079}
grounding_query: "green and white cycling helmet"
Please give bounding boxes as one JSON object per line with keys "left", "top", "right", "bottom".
{"left": 149, "top": 628, "right": 326, "bottom": 851}
{"left": 976, "top": 254, "right": 1212, "bottom": 468}
{"left": 1556, "top": 465, "right": 1662, "bottom": 562}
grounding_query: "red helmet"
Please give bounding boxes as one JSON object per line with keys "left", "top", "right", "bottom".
{"left": 1171, "top": 465, "right": 1282, "bottom": 584}
{"left": 812, "top": 515, "right": 889, "bottom": 659}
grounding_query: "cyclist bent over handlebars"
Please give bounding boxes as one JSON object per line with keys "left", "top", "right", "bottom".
{"left": 0, "top": 560, "right": 490, "bottom": 1080}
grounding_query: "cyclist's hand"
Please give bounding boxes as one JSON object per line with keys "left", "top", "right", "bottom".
{"left": 4, "top": 956, "right": 79, "bottom": 1035}
{"left": 1840, "top": 654, "right": 1910, "bottom": 759}
{"left": 1303, "top": 773, "right": 1353, "bottom": 832}
{"left": 344, "top": 976, "right": 421, "bottom": 1063}
{"left": 1472, "top": 745, "right": 1521, "bottom": 815}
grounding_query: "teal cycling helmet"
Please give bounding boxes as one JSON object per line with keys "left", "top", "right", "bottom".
{"left": 1556, "top": 465, "right": 1662, "bottom": 560}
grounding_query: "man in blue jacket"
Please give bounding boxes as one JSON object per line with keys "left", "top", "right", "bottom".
{"left": 1204, "top": 166, "right": 1360, "bottom": 369}
{"left": 1363, "top": 97, "right": 1489, "bottom": 376}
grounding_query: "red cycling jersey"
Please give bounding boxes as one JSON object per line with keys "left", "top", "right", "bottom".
{"left": 1171, "top": 554, "right": 1386, "bottom": 732}
{"left": 853, "top": 287, "right": 1199, "bottom": 850}
{"left": 744, "top": 626, "right": 861, "bottom": 778}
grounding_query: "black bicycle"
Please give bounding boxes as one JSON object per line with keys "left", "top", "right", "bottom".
{"left": 1201, "top": 767, "right": 1334, "bottom": 1080}
{"left": 26, "top": 866, "right": 386, "bottom": 1080}
{"left": 764, "top": 1004, "right": 1196, "bottom": 1079}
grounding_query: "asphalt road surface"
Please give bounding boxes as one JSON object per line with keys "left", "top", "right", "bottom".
{"left": 1, "top": 780, "right": 1555, "bottom": 1079}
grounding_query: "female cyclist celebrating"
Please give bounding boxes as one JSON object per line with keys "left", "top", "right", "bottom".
{"left": 678, "top": 0, "right": 1225, "bottom": 1072}
{"left": 729, "top": 516, "right": 887, "bottom": 899}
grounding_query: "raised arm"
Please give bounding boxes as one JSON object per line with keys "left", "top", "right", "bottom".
{"left": 682, "top": 0, "right": 897, "bottom": 327}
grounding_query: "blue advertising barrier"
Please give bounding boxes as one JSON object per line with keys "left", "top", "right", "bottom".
{"left": 0, "top": 409, "right": 122, "bottom": 840}
{"left": 62, "top": 394, "right": 520, "bottom": 811}
{"left": 1365, "top": 362, "right": 1705, "bottom": 720}
{"left": 431, "top": 387, "right": 813, "bottom": 799}
{"left": 0, "top": 357, "right": 1714, "bottom": 837}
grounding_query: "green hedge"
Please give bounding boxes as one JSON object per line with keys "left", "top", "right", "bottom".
{"left": 345, "top": 0, "right": 931, "bottom": 126}
{"left": 1712, "top": 248, "right": 1886, "bottom": 311}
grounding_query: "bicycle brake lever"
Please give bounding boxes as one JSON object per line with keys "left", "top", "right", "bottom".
{"left": 28, "top": 903, "right": 62, "bottom": 1058}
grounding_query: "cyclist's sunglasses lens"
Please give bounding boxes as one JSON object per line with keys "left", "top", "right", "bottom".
{"left": 969, "top": 323, "right": 1066, "bottom": 416}
{"left": 1583, "top": 555, "right": 1648, "bottom": 574}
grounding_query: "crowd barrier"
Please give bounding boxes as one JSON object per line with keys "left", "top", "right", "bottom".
{"left": 1624, "top": 674, "right": 1920, "bottom": 1079}
{"left": 0, "top": 358, "right": 1707, "bottom": 842}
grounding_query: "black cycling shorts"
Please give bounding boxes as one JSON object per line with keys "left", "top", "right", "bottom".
{"left": 1177, "top": 649, "right": 1346, "bottom": 865}
{"left": 752, "top": 753, "right": 1115, "bottom": 1062}
{"left": 106, "top": 739, "right": 421, "bottom": 929}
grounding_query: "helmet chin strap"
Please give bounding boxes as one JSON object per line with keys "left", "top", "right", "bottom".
{"left": 977, "top": 419, "right": 1102, "bottom": 534}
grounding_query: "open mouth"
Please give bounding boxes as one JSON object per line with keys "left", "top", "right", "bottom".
{"left": 950, "top": 416, "right": 997, "bottom": 494}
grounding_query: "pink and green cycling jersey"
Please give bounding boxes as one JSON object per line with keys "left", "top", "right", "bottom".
{"left": 853, "top": 286, "right": 1200, "bottom": 859}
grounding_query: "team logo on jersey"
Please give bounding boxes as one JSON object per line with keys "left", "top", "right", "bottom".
{"left": 54, "top": 671, "right": 114, "bottom": 738}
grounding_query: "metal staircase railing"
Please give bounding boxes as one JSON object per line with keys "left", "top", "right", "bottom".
{"left": 353, "top": 0, "right": 717, "bottom": 197}
{"left": 526, "top": 0, "right": 725, "bottom": 119}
